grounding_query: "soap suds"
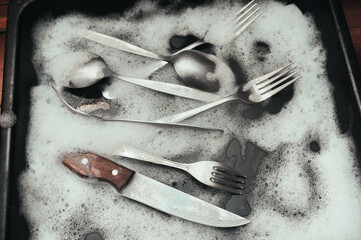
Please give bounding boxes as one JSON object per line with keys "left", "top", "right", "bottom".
{"left": 0, "top": 110, "right": 17, "bottom": 128}
{"left": 48, "top": 51, "right": 95, "bottom": 87}
{"left": 20, "top": 0, "right": 361, "bottom": 239}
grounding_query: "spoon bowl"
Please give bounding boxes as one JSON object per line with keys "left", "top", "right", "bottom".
{"left": 58, "top": 52, "right": 221, "bottom": 102}
{"left": 172, "top": 50, "right": 219, "bottom": 92}
{"left": 66, "top": 57, "right": 108, "bottom": 88}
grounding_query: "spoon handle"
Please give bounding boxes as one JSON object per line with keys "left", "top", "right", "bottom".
{"left": 84, "top": 30, "right": 169, "bottom": 61}
{"left": 173, "top": 39, "right": 207, "bottom": 54}
{"left": 155, "top": 95, "right": 239, "bottom": 123}
{"left": 110, "top": 73, "right": 220, "bottom": 102}
{"left": 52, "top": 86, "right": 224, "bottom": 132}
{"left": 137, "top": 40, "right": 208, "bottom": 78}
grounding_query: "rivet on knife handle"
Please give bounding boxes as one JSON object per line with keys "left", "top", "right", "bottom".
{"left": 62, "top": 152, "right": 134, "bottom": 191}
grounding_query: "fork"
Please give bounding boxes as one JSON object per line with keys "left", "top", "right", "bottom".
{"left": 167, "top": 0, "right": 262, "bottom": 51}
{"left": 155, "top": 62, "right": 300, "bottom": 123}
{"left": 112, "top": 144, "right": 246, "bottom": 194}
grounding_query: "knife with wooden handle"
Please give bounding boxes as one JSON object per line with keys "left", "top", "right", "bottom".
{"left": 62, "top": 152, "right": 251, "bottom": 228}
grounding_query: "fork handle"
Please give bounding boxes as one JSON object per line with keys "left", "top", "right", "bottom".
{"left": 112, "top": 144, "right": 188, "bottom": 171}
{"left": 155, "top": 94, "right": 239, "bottom": 123}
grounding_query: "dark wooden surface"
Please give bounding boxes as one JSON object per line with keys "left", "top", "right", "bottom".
{"left": 0, "top": 1, "right": 8, "bottom": 111}
{"left": 0, "top": 0, "right": 360, "bottom": 111}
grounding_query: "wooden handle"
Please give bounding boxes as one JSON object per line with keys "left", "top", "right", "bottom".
{"left": 62, "top": 152, "right": 135, "bottom": 191}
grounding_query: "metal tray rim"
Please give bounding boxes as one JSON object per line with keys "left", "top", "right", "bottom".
{"left": 1, "top": 0, "right": 360, "bottom": 239}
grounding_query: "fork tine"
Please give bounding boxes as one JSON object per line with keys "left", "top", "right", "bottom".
{"left": 235, "top": 0, "right": 255, "bottom": 17}
{"left": 212, "top": 173, "right": 246, "bottom": 189}
{"left": 211, "top": 171, "right": 246, "bottom": 185}
{"left": 213, "top": 166, "right": 247, "bottom": 179}
{"left": 235, "top": 9, "right": 262, "bottom": 37}
{"left": 257, "top": 66, "right": 298, "bottom": 89}
{"left": 260, "top": 76, "right": 301, "bottom": 101}
{"left": 234, "top": 1, "right": 262, "bottom": 37}
{"left": 210, "top": 177, "right": 244, "bottom": 194}
{"left": 258, "top": 70, "right": 299, "bottom": 93}
{"left": 254, "top": 62, "right": 296, "bottom": 85}
{"left": 235, "top": 2, "right": 258, "bottom": 24}
{"left": 212, "top": 170, "right": 245, "bottom": 182}
{"left": 211, "top": 175, "right": 244, "bottom": 189}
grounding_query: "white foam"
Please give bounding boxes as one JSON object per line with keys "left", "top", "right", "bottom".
{"left": 21, "top": 0, "right": 361, "bottom": 239}
{"left": 206, "top": 54, "right": 238, "bottom": 96}
{"left": 0, "top": 110, "right": 17, "bottom": 128}
{"left": 47, "top": 51, "right": 95, "bottom": 88}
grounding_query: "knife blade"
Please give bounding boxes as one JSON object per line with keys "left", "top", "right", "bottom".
{"left": 62, "top": 152, "right": 251, "bottom": 228}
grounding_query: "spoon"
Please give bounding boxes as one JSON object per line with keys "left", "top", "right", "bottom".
{"left": 59, "top": 52, "right": 220, "bottom": 103}
{"left": 52, "top": 86, "right": 223, "bottom": 133}
{"left": 83, "top": 1, "right": 262, "bottom": 93}
{"left": 84, "top": 30, "right": 220, "bottom": 92}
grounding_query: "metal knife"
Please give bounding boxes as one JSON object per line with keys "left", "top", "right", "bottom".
{"left": 62, "top": 152, "right": 251, "bottom": 228}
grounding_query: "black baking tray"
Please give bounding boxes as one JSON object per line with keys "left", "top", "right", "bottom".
{"left": 0, "top": 0, "right": 361, "bottom": 239}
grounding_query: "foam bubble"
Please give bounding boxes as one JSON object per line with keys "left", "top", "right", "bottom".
{"left": 0, "top": 110, "right": 17, "bottom": 128}
{"left": 48, "top": 51, "right": 95, "bottom": 87}
{"left": 206, "top": 54, "right": 237, "bottom": 96}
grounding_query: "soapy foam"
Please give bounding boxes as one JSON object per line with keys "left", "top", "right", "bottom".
{"left": 0, "top": 110, "right": 17, "bottom": 128}
{"left": 21, "top": 0, "right": 361, "bottom": 239}
{"left": 48, "top": 51, "right": 95, "bottom": 87}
